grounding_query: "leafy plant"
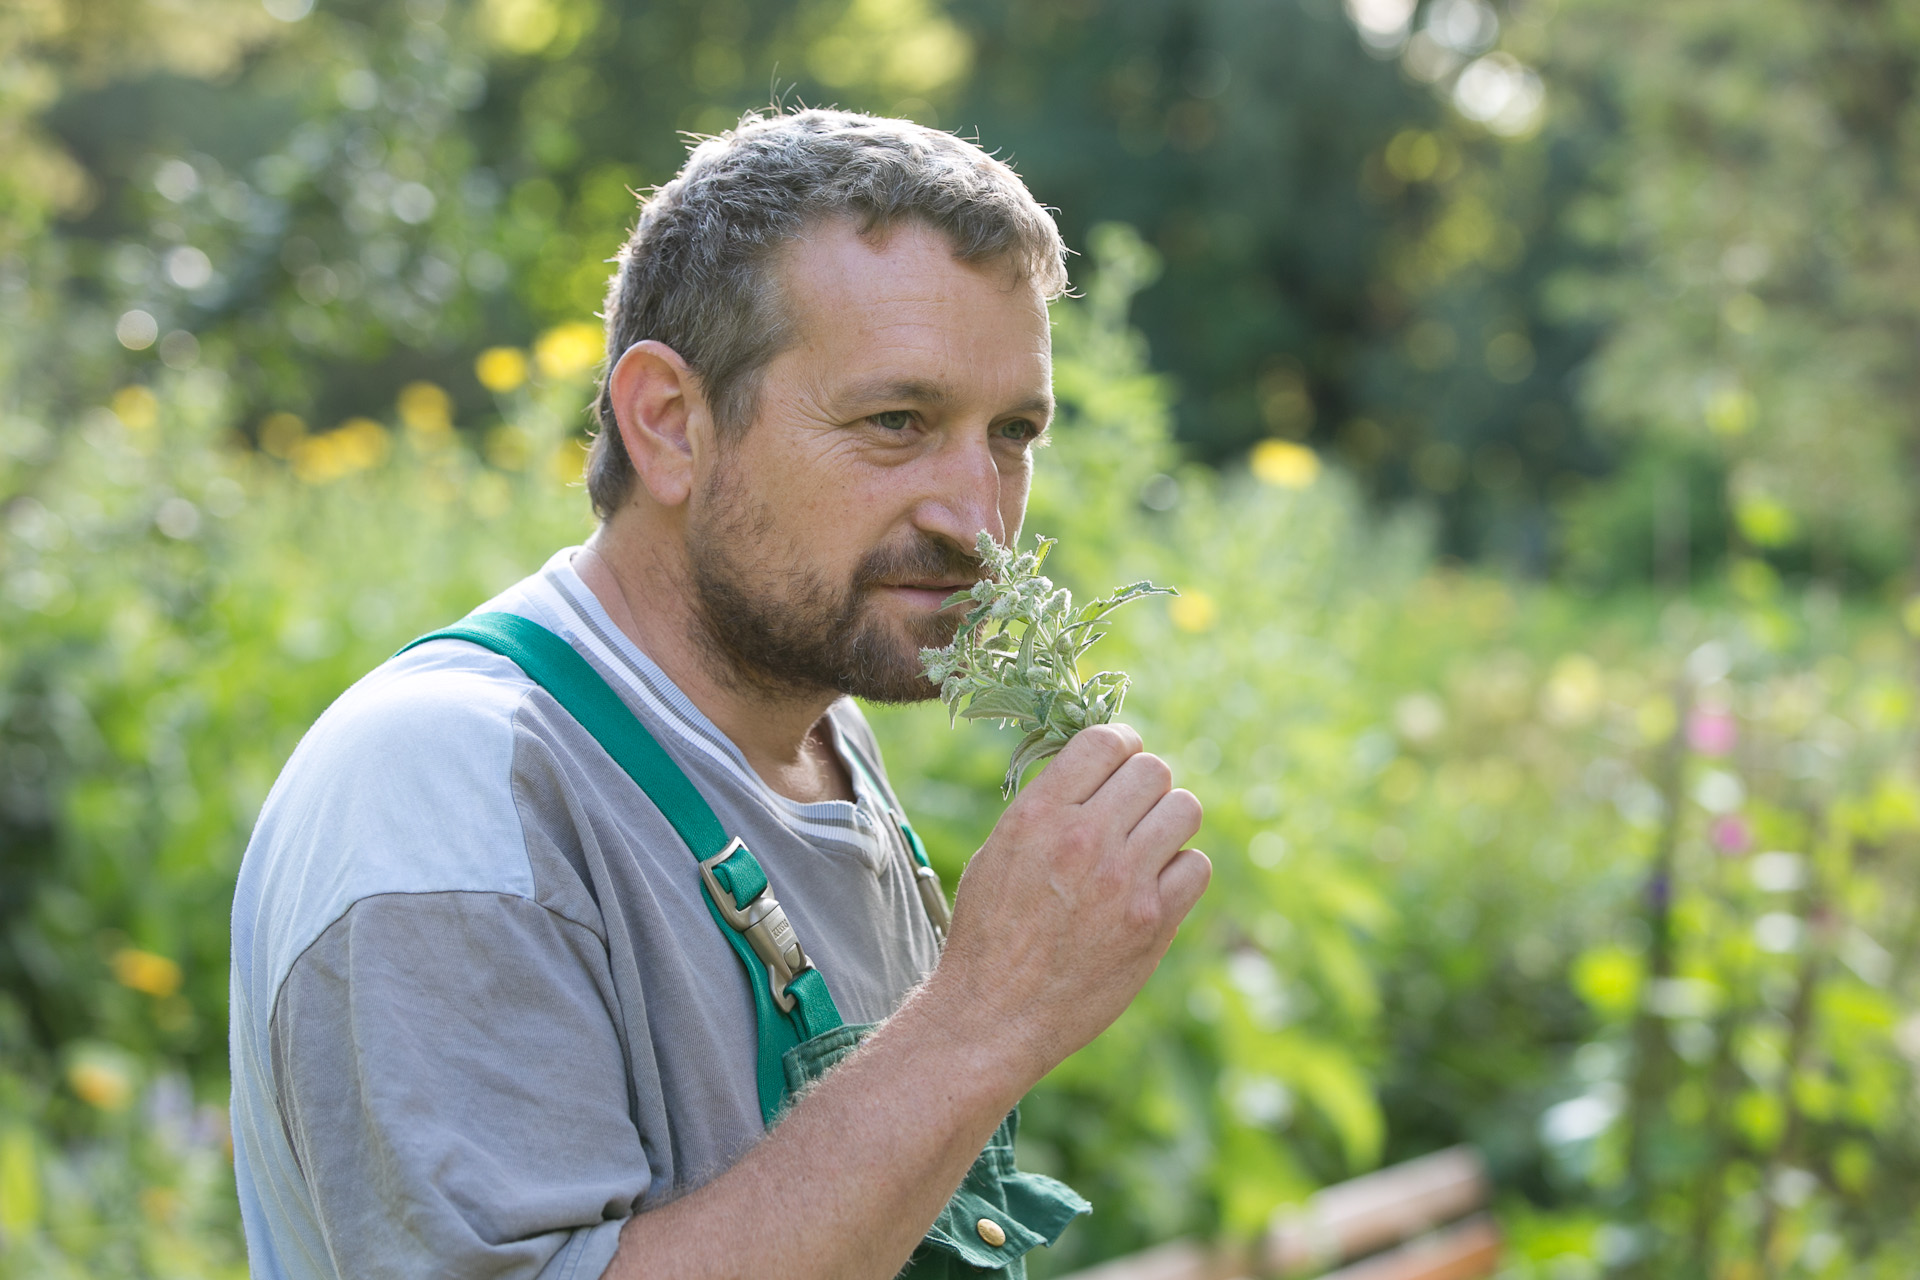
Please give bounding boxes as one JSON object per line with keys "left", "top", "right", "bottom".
{"left": 919, "top": 532, "right": 1176, "bottom": 796}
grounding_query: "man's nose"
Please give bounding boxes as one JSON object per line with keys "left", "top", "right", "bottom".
{"left": 915, "top": 432, "right": 1006, "bottom": 548}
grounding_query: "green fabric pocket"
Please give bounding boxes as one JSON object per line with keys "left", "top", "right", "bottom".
{"left": 781, "top": 1024, "right": 1090, "bottom": 1278}
{"left": 780, "top": 1021, "right": 871, "bottom": 1095}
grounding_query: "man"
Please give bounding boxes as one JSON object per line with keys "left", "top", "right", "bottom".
{"left": 230, "top": 108, "right": 1207, "bottom": 1280}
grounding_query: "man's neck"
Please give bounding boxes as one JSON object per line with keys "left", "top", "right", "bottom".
{"left": 573, "top": 526, "right": 853, "bottom": 805}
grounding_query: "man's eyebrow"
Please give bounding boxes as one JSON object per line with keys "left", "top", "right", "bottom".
{"left": 838, "top": 378, "right": 1055, "bottom": 420}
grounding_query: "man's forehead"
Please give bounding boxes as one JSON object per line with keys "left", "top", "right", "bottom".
{"left": 775, "top": 223, "right": 1045, "bottom": 333}
{"left": 777, "top": 215, "right": 1039, "bottom": 294}
{"left": 772, "top": 221, "right": 1052, "bottom": 404}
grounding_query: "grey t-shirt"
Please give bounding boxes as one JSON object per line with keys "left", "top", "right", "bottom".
{"left": 229, "top": 549, "right": 944, "bottom": 1280}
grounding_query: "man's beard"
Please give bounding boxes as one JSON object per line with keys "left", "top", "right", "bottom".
{"left": 684, "top": 469, "right": 984, "bottom": 704}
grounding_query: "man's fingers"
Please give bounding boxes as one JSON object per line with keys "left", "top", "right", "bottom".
{"left": 1157, "top": 847, "right": 1212, "bottom": 921}
{"left": 1032, "top": 724, "right": 1143, "bottom": 805}
{"left": 1128, "top": 786, "right": 1203, "bottom": 853}
{"left": 1091, "top": 750, "right": 1176, "bottom": 834}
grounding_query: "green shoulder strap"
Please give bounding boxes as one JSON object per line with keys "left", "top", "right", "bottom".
{"left": 840, "top": 744, "right": 953, "bottom": 943}
{"left": 398, "top": 611, "right": 844, "bottom": 1125}
{"left": 839, "top": 744, "right": 931, "bottom": 868}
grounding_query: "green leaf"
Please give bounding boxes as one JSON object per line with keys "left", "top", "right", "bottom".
{"left": 958, "top": 685, "right": 1041, "bottom": 722}
{"left": 1003, "top": 726, "right": 1069, "bottom": 797}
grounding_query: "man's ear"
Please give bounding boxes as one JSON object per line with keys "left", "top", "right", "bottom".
{"left": 607, "top": 339, "right": 713, "bottom": 507}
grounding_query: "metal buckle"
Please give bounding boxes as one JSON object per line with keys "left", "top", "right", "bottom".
{"left": 913, "top": 865, "right": 951, "bottom": 945}
{"left": 888, "top": 812, "right": 951, "bottom": 945}
{"left": 698, "top": 838, "right": 812, "bottom": 1013}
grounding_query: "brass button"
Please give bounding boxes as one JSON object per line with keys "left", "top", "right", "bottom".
{"left": 975, "top": 1218, "right": 1007, "bottom": 1248}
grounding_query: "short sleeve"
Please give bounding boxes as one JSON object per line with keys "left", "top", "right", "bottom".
{"left": 272, "top": 890, "right": 646, "bottom": 1280}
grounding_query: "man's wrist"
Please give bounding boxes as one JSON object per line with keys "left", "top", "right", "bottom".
{"left": 877, "top": 964, "right": 1047, "bottom": 1116}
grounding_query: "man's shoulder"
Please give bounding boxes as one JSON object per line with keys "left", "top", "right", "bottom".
{"left": 315, "top": 635, "right": 539, "bottom": 755}
{"left": 267, "top": 639, "right": 547, "bottom": 823}
{"left": 234, "top": 640, "right": 551, "bottom": 983}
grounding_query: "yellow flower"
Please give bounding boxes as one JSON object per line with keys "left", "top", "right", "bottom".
{"left": 1170, "top": 590, "right": 1218, "bottom": 633}
{"left": 475, "top": 346, "right": 530, "bottom": 393}
{"left": 534, "top": 322, "right": 603, "bottom": 380}
{"left": 397, "top": 381, "right": 454, "bottom": 439}
{"left": 67, "top": 1055, "right": 134, "bottom": 1112}
{"left": 1542, "top": 654, "right": 1604, "bottom": 727}
{"left": 1251, "top": 439, "right": 1320, "bottom": 489}
{"left": 293, "top": 418, "right": 390, "bottom": 483}
{"left": 112, "top": 385, "right": 158, "bottom": 430}
{"left": 111, "top": 948, "right": 182, "bottom": 998}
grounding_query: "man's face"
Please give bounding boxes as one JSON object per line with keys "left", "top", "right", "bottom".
{"left": 684, "top": 219, "right": 1053, "bottom": 704}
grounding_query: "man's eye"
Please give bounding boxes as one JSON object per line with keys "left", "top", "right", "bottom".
{"left": 997, "top": 419, "right": 1042, "bottom": 444}
{"left": 870, "top": 410, "right": 914, "bottom": 432}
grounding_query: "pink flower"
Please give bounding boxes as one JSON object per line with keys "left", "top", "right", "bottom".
{"left": 1687, "top": 706, "right": 1738, "bottom": 757}
{"left": 1711, "top": 815, "right": 1751, "bottom": 855}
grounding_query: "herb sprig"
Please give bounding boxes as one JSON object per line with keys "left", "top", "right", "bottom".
{"left": 920, "top": 533, "right": 1177, "bottom": 797}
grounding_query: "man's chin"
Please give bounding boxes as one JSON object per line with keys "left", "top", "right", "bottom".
{"left": 834, "top": 641, "right": 942, "bottom": 703}
{"left": 834, "top": 614, "right": 953, "bottom": 704}
{"left": 842, "top": 674, "right": 943, "bottom": 705}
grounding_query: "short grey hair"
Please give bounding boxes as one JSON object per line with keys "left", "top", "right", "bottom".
{"left": 586, "top": 108, "right": 1070, "bottom": 520}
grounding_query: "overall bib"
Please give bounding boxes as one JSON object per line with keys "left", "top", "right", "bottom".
{"left": 402, "top": 614, "right": 1088, "bottom": 1277}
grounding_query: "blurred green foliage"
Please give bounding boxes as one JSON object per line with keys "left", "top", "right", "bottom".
{"left": 1540, "top": 0, "right": 1920, "bottom": 588}
{"left": 7, "top": 1, "right": 1920, "bottom": 1277}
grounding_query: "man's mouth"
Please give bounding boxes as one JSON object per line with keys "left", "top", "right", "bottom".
{"left": 881, "top": 581, "right": 977, "bottom": 610}
{"left": 854, "top": 532, "right": 988, "bottom": 616}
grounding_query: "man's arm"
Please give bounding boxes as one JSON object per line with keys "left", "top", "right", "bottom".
{"left": 604, "top": 723, "right": 1208, "bottom": 1279}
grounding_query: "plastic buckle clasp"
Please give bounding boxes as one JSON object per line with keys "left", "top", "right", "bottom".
{"left": 699, "top": 838, "right": 812, "bottom": 1013}
{"left": 887, "top": 811, "right": 951, "bottom": 945}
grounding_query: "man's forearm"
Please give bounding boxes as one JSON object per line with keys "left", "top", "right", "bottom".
{"left": 601, "top": 971, "right": 1027, "bottom": 1280}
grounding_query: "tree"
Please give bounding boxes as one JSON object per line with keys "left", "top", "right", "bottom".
{"left": 1541, "top": 0, "right": 1920, "bottom": 586}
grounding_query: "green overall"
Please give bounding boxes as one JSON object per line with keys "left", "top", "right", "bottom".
{"left": 401, "top": 613, "right": 1088, "bottom": 1277}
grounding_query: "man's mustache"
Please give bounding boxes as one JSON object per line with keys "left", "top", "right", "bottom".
{"left": 852, "top": 532, "right": 987, "bottom": 594}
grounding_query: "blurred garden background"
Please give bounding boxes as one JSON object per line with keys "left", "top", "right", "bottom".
{"left": 5, "top": 0, "right": 1920, "bottom": 1275}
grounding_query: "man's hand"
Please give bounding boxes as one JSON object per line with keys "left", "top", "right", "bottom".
{"left": 605, "top": 728, "right": 1202, "bottom": 1280}
{"left": 931, "top": 724, "right": 1209, "bottom": 1089}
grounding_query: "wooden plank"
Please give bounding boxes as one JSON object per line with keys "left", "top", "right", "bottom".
{"left": 1310, "top": 1215, "right": 1501, "bottom": 1280}
{"left": 1264, "top": 1146, "right": 1490, "bottom": 1275}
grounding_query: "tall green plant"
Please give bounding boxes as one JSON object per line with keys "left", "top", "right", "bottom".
{"left": 1547, "top": 628, "right": 1920, "bottom": 1277}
